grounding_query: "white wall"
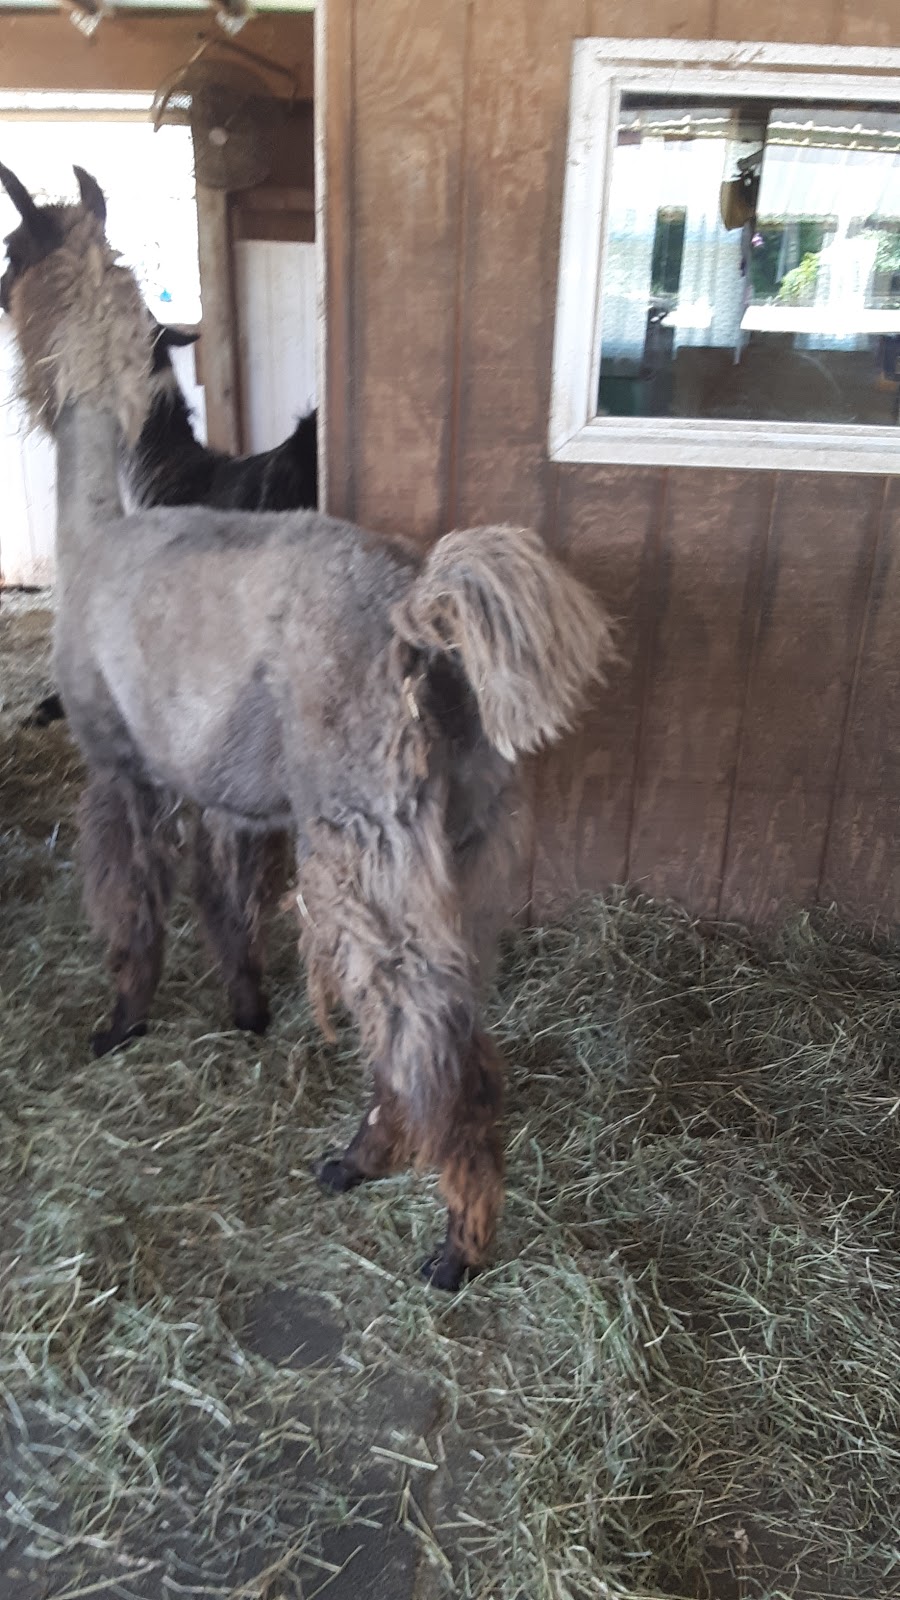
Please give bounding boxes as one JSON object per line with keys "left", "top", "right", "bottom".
{"left": 0, "top": 319, "right": 55, "bottom": 587}
{"left": 235, "top": 239, "right": 318, "bottom": 452}
{"left": 0, "top": 114, "right": 199, "bottom": 590}
{"left": 0, "top": 332, "right": 204, "bottom": 588}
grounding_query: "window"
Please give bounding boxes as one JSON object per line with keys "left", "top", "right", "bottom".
{"left": 550, "top": 40, "right": 900, "bottom": 472}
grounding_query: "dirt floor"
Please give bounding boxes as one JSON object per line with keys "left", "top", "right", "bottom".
{"left": 2, "top": 597, "right": 900, "bottom": 1600}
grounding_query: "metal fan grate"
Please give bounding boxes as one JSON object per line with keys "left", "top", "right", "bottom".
{"left": 152, "top": 50, "right": 291, "bottom": 192}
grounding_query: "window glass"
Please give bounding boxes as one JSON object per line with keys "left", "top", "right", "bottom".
{"left": 598, "top": 96, "right": 900, "bottom": 426}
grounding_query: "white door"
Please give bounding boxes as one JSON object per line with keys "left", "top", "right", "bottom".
{"left": 0, "top": 318, "right": 56, "bottom": 588}
{"left": 235, "top": 239, "right": 318, "bottom": 452}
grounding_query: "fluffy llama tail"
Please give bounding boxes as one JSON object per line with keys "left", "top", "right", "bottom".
{"left": 391, "top": 525, "right": 616, "bottom": 761}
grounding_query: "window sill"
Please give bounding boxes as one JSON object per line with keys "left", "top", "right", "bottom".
{"left": 550, "top": 417, "right": 900, "bottom": 475}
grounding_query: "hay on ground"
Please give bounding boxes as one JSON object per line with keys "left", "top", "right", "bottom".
{"left": 2, "top": 601, "right": 900, "bottom": 1599}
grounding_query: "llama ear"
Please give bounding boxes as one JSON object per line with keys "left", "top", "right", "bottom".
{"left": 0, "top": 160, "right": 56, "bottom": 243}
{"left": 73, "top": 165, "right": 107, "bottom": 226}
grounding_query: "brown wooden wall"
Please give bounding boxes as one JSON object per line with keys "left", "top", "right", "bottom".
{"left": 321, "top": 0, "right": 900, "bottom": 924}
{"left": 0, "top": 12, "right": 314, "bottom": 98}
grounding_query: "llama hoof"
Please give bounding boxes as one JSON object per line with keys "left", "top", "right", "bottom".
{"left": 233, "top": 997, "right": 270, "bottom": 1036}
{"left": 21, "top": 692, "right": 65, "bottom": 729}
{"left": 315, "top": 1155, "right": 365, "bottom": 1194}
{"left": 90, "top": 1020, "right": 147, "bottom": 1059}
{"left": 419, "top": 1249, "right": 469, "bottom": 1293}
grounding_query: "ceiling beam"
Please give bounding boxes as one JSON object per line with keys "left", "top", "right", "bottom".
{"left": 0, "top": 10, "right": 313, "bottom": 96}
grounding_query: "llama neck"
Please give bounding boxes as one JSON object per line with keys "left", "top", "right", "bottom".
{"left": 54, "top": 401, "right": 123, "bottom": 585}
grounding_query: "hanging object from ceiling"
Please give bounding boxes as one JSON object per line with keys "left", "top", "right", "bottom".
{"left": 59, "top": 0, "right": 111, "bottom": 39}
{"left": 151, "top": 37, "right": 298, "bottom": 193}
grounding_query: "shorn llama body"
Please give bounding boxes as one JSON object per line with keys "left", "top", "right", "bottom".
{"left": 1, "top": 164, "right": 616, "bottom": 1288}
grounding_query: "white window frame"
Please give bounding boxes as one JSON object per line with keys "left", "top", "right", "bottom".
{"left": 549, "top": 38, "right": 900, "bottom": 474}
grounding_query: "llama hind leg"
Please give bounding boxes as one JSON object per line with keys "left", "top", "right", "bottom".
{"left": 422, "top": 1031, "right": 505, "bottom": 1291}
{"left": 79, "top": 769, "right": 177, "bottom": 1057}
{"left": 296, "top": 830, "right": 505, "bottom": 1288}
{"left": 193, "top": 813, "right": 278, "bottom": 1034}
{"left": 317, "top": 1081, "right": 411, "bottom": 1193}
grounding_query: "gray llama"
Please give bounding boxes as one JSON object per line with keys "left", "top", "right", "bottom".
{"left": 0, "top": 162, "right": 615, "bottom": 1288}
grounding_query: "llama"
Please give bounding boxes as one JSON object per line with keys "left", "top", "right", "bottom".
{"left": 23, "top": 309, "right": 317, "bottom": 731}
{"left": 129, "top": 319, "right": 318, "bottom": 513}
{"left": 0, "top": 162, "right": 616, "bottom": 1287}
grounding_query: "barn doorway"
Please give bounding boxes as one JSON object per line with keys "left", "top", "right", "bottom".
{"left": 0, "top": 68, "right": 319, "bottom": 591}
{"left": 0, "top": 96, "right": 203, "bottom": 587}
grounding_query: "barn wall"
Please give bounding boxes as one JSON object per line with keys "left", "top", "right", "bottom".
{"left": 321, "top": 0, "right": 900, "bottom": 924}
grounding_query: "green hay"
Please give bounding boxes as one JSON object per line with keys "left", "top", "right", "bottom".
{"left": 2, "top": 604, "right": 900, "bottom": 1598}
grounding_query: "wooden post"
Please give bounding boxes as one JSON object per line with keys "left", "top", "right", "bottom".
{"left": 194, "top": 177, "right": 242, "bottom": 455}
{"left": 315, "top": 0, "right": 352, "bottom": 520}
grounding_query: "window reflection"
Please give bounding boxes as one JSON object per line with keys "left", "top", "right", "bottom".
{"left": 598, "top": 97, "right": 900, "bottom": 425}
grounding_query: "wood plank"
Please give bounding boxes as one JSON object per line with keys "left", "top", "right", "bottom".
{"left": 266, "top": 102, "right": 316, "bottom": 189}
{"left": 723, "top": 784, "right": 836, "bottom": 922}
{"left": 712, "top": 0, "right": 841, "bottom": 44}
{"left": 532, "top": 465, "right": 663, "bottom": 917}
{"left": 837, "top": 2, "right": 900, "bottom": 48}
{"left": 627, "top": 469, "right": 774, "bottom": 914}
{"left": 0, "top": 13, "right": 314, "bottom": 97}
{"left": 315, "top": 0, "right": 353, "bottom": 518}
{"left": 235, "top": 187, "right": 315, "bottom": 213}
{"left": 820, "top": 480, "right": 900, "bottom": 920}
{"left": 825, "top": 481, "right": 900, "bottom": 799}
{"left": 820, "top": 794, "right": 900, "bottom": 922}
{"left": 720, "top": 473, "right": 883, "bottom": 923}
{"left": 232, "top": 210, "right": 315, "bottom": 245}
{"left": 451, "top": 0, "right": 586, "bottom": 534}
{"left": 350, "top": 0, "right": 468, "bottom": 542}
{"left": 588, "top": 0, "right": 715, "bottom": 39}
{"left": 194, "top": 180, "right": 241, "bottom": 454}
{"left": 634, "top": 782, "right": 737, "bottom": 909}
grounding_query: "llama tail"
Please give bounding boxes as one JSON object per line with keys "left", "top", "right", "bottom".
{"left": 391, "top": 525, "right": 617, "bottom": 761}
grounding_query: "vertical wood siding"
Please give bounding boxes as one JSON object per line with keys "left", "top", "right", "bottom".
{"left": 321, "top": 0, "right": 900, "bottom": 923}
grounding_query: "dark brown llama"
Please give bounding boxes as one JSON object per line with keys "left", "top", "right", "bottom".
{"left": 1, "top": 162, "right": 616, "bottom": 1288}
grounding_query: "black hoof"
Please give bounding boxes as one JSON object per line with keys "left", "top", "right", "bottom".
{"left": 90, "top": 1020, "right": 147, "bottom": 1059}
{"left": 21, "top": 692, "right": 66, "bottom": 729}
{"left": 419, "top": 1250, "right": 469, "bottom": 1293}
{"left": 233, "top": 996, "right": 270, "bottom": 1036}
{"left": 316, "top": 1156, "right": 365, "bottom": 1194}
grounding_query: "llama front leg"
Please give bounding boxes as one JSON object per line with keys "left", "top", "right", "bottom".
{"left": 193, "top": 813, "right": 279, "bottom": 1034}
{"left": 423, "top": 1031, "right": 505, "bottom": 1291}
{"left": 78, "top": 769, "right": 177, "bottom": 1057}
{"left": 316, "top": 1082, "right": 411, "bottom": 1193}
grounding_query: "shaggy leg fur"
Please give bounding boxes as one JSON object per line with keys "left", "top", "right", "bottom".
{"left": 317, "top": 1083, "right": 411, "bottom": 1193}
{"left": 193, "top": 812, "right": 278, "bottom": 1034}
{"left": 79, "top": 769, "right": 177, "bottom": 1056}
{"left": 296, "top": 811, "right": 505, "bottom": 1288}
{"left": 421, "top": 1032, "right": 505, "bottom": 1291}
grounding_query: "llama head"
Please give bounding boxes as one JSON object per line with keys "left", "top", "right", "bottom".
{"left": 0, "top": 162, "right": 152, "bottom": 444}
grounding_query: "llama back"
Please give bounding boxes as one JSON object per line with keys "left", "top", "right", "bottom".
{"left": 64, "top": 507, "right": 419, "bottom": 811}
